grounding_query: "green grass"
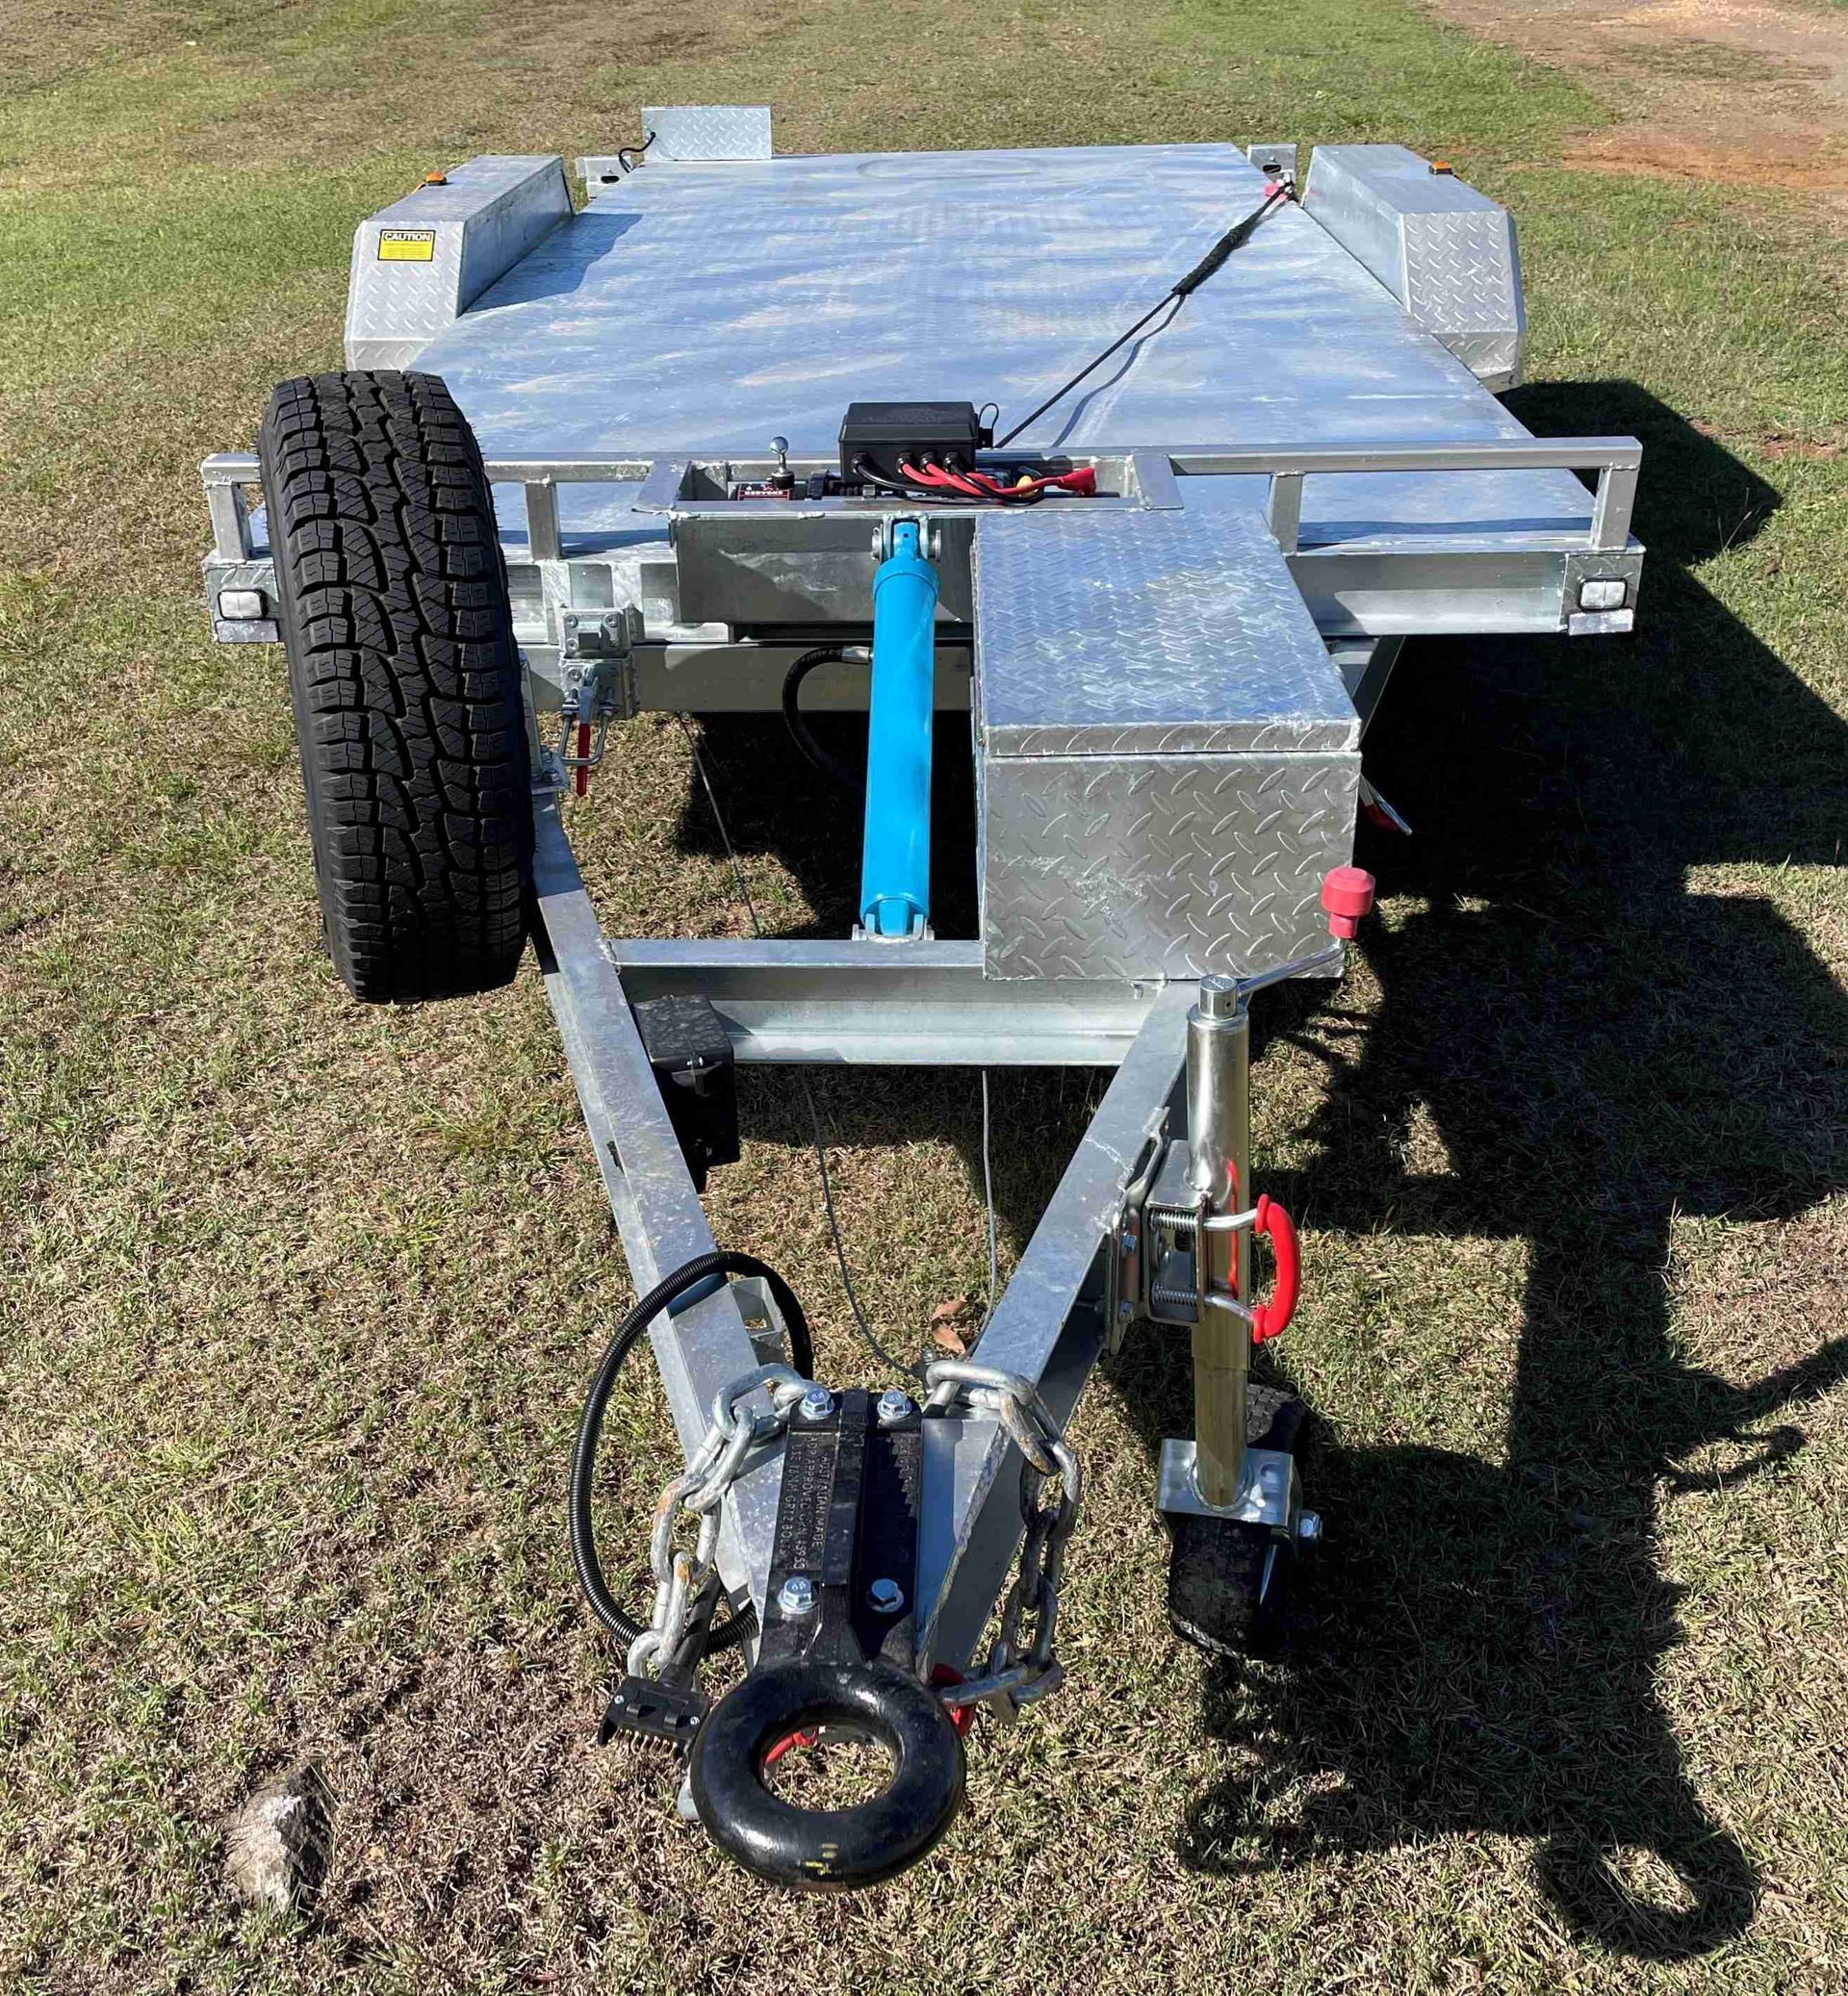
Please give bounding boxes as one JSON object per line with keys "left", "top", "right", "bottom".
{"left": 3, "top": 1, "right": 1847, "bottom": 1989}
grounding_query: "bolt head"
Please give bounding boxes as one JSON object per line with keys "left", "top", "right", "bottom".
{"left": 778, "top": 1575, "right": 817, "bottom": 1617}
{"left": 876, "top": 1389, "right": 914, "bottom": 1426}
{"left": 867, "top": 1577, "right": 905, "bottom": 1615}
{"left": 1296, "top": 1509, "right": 1323, "bottom": 1545}
{"left": 798, "top": 1387, "right": 834, "bottom": 1423}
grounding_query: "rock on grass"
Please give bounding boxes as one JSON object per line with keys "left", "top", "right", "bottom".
{"left": 224, "top": 1765, "right": 332, "bottom": 1915}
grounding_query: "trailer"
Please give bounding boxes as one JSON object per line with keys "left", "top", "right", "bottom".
{"left": 199, "top": 112, "right": 1642, "bottom": 1889}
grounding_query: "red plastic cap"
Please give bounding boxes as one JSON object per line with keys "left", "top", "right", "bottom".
{"left": 1321, "top": 865, "right": 1375, "bottom": 938}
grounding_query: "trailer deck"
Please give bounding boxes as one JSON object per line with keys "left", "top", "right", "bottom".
{"left": 428, "top": 144, "right": 1557, "bottom": 518}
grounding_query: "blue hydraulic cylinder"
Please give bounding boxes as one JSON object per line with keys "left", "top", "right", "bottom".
{"left": 859, "top": 520, "right": 939, "bottom": 938}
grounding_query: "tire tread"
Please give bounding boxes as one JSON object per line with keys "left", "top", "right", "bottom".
{"left": 258, "top": 371, "right": 530, "bottom": 1002}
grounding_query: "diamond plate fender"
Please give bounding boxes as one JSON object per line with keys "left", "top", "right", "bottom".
{"left": 1302, "top": 145, "right": 1526, "bottom": 391}
{"left": 640, "top": 105, "right": 772, "bottom": 162}
{"left": 344, "top": 155, "right": 572, "bottom": 371}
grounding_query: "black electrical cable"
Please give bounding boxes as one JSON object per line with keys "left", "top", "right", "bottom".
{"left": 853, "top": 455, "right": 1047, "bottom": 508}
{"left": 616, "top": 128, "right": 656, "bottom": 171}
{"left": 781, "top": 648, "right": 860, "bottom": 788}
{"left": 570, "top": 1251, "right": 815, "bottom": 1650}
{"left": 993, "top": 181, "right": 1292, "bottom": 449}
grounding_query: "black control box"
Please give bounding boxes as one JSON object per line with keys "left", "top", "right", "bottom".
{"left": 838, "top": 400, "right": 987, "bottom": 483}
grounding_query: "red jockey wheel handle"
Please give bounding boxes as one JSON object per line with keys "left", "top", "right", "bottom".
{"left": 1249, "top": 1194, "right": 1299, "bottom": 1343}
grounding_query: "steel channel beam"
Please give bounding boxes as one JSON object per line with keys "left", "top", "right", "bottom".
{"left": 201, "top": 454, "right": 254, "bottom": 559}
{"left": 204, "top": 436, "right": 1641, "bottom": 499}
{"left": 1163, "top": 437, "right": 1641, "bottom": 478}
{"left": 606, "top": 938, "right": 1158, "bottom": 1065}
{"left": 531, "top": 798, "right": 783, "bottom": 1612}
{"left": 915, "top": 982, "right": 1195, "bottom": 1672}
{"left": 628, "top": 643, "right": 972, "bottom": 716}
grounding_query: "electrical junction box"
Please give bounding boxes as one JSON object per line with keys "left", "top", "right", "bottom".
{"left": 839, "top": 401, "right": 986, "bottom": 483}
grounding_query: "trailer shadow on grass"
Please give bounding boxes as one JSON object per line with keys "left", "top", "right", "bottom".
{"left": 1107, "top": 387, "right": 1848, "bottom": 1960}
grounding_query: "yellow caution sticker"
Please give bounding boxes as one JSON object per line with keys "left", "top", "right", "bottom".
{"left": 377, "top": 228, "right": 436, "bottom": 263}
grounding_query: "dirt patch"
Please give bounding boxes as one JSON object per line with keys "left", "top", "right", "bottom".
{"left": 1564, "top": 132, "right": 1848, "bottom": 192}
{"left": 1429, "top": 0, "right": 1848, "bottom": 198}
{"left": 1691, "top": 418, "right": 1845, "bottom": 457}
{"left": 1758, "top": 432, "right": 1843, "bottom": 458}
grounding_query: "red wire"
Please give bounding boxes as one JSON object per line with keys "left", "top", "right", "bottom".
{"left": 899, "top": 461, "right": 1047, "bottom": 504}
{"left": 893, "top": 460, "right": 1098, "bottom": 504}
{"left": 899, "top": 460, "right": 992, "bottom": 499}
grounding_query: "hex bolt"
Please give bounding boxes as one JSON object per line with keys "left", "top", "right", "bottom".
{"left": 867, "top": 1577, "right": 905, "bottom": 1615}
{"left": 1296, "top": 1509, "right": 1323, "bottom": 1544}
{"left": 798, "top": 1387, "right": 834, "bottom": 1423}
{"left": 876, "top": 1389, "right": 914, "bottom": 1426}
{"left": 778, "top": 1575, "right": 817, "bottom": 1617}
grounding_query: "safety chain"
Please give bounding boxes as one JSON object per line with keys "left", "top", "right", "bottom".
{"left": 629, "top": 1358, "right": 1084, "bottom": 1721}
{"left": 626, "top": 1363, "right": 816, "bottom": 1680}
{"left": 922, "top": 1360, "right": 1083, "bottom": 1715}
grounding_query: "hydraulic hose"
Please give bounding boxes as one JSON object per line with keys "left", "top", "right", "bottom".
{"left": 781, "top": 648, "right": 859, "bottom": 789}
{"left": 569, "top": 1250, "right": 816, "bottom": 1651}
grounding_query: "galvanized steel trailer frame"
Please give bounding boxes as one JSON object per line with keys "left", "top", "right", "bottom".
{"left": 199, "top": 120, "right": 1643, "bottom": 1683}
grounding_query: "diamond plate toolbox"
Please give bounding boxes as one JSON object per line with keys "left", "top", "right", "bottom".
{"left": 973, "top": 507, "right": 1361, "bottom": 981}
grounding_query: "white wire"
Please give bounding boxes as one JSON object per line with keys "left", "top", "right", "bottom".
{"left": 979, "top": 1070, "right": 998, "bottom": 1331}
{"left": 673, "top": 715, "right": 922, "bottom": 1380}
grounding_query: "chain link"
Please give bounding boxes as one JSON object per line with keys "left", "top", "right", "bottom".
{"left": 628, "top": 1358, "right": 1084, "bottom": 1724}
{"left": 923, "top": 1360, "right": 1084, "bottom": 1715}
{"left": 625, "top": 1364, "right": 815, "bottom": 1680}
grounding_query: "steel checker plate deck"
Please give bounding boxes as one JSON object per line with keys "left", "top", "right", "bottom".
{"left": 980, "top": 751, "right": 1361, "bottom": 983}
{"left": 410, "top": 142, "right": 1588, "bottom": 550}
{"left": 972, "top": 506, "right": 1357, "bottom": 757}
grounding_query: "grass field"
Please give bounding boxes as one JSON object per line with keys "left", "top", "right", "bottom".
{"left": 3, "top": 2, "right": 1847, "bottom": 1989}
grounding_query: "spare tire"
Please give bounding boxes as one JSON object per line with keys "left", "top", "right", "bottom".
{"left": 258, "top": 370, "right": 531, "bottom": 1002}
